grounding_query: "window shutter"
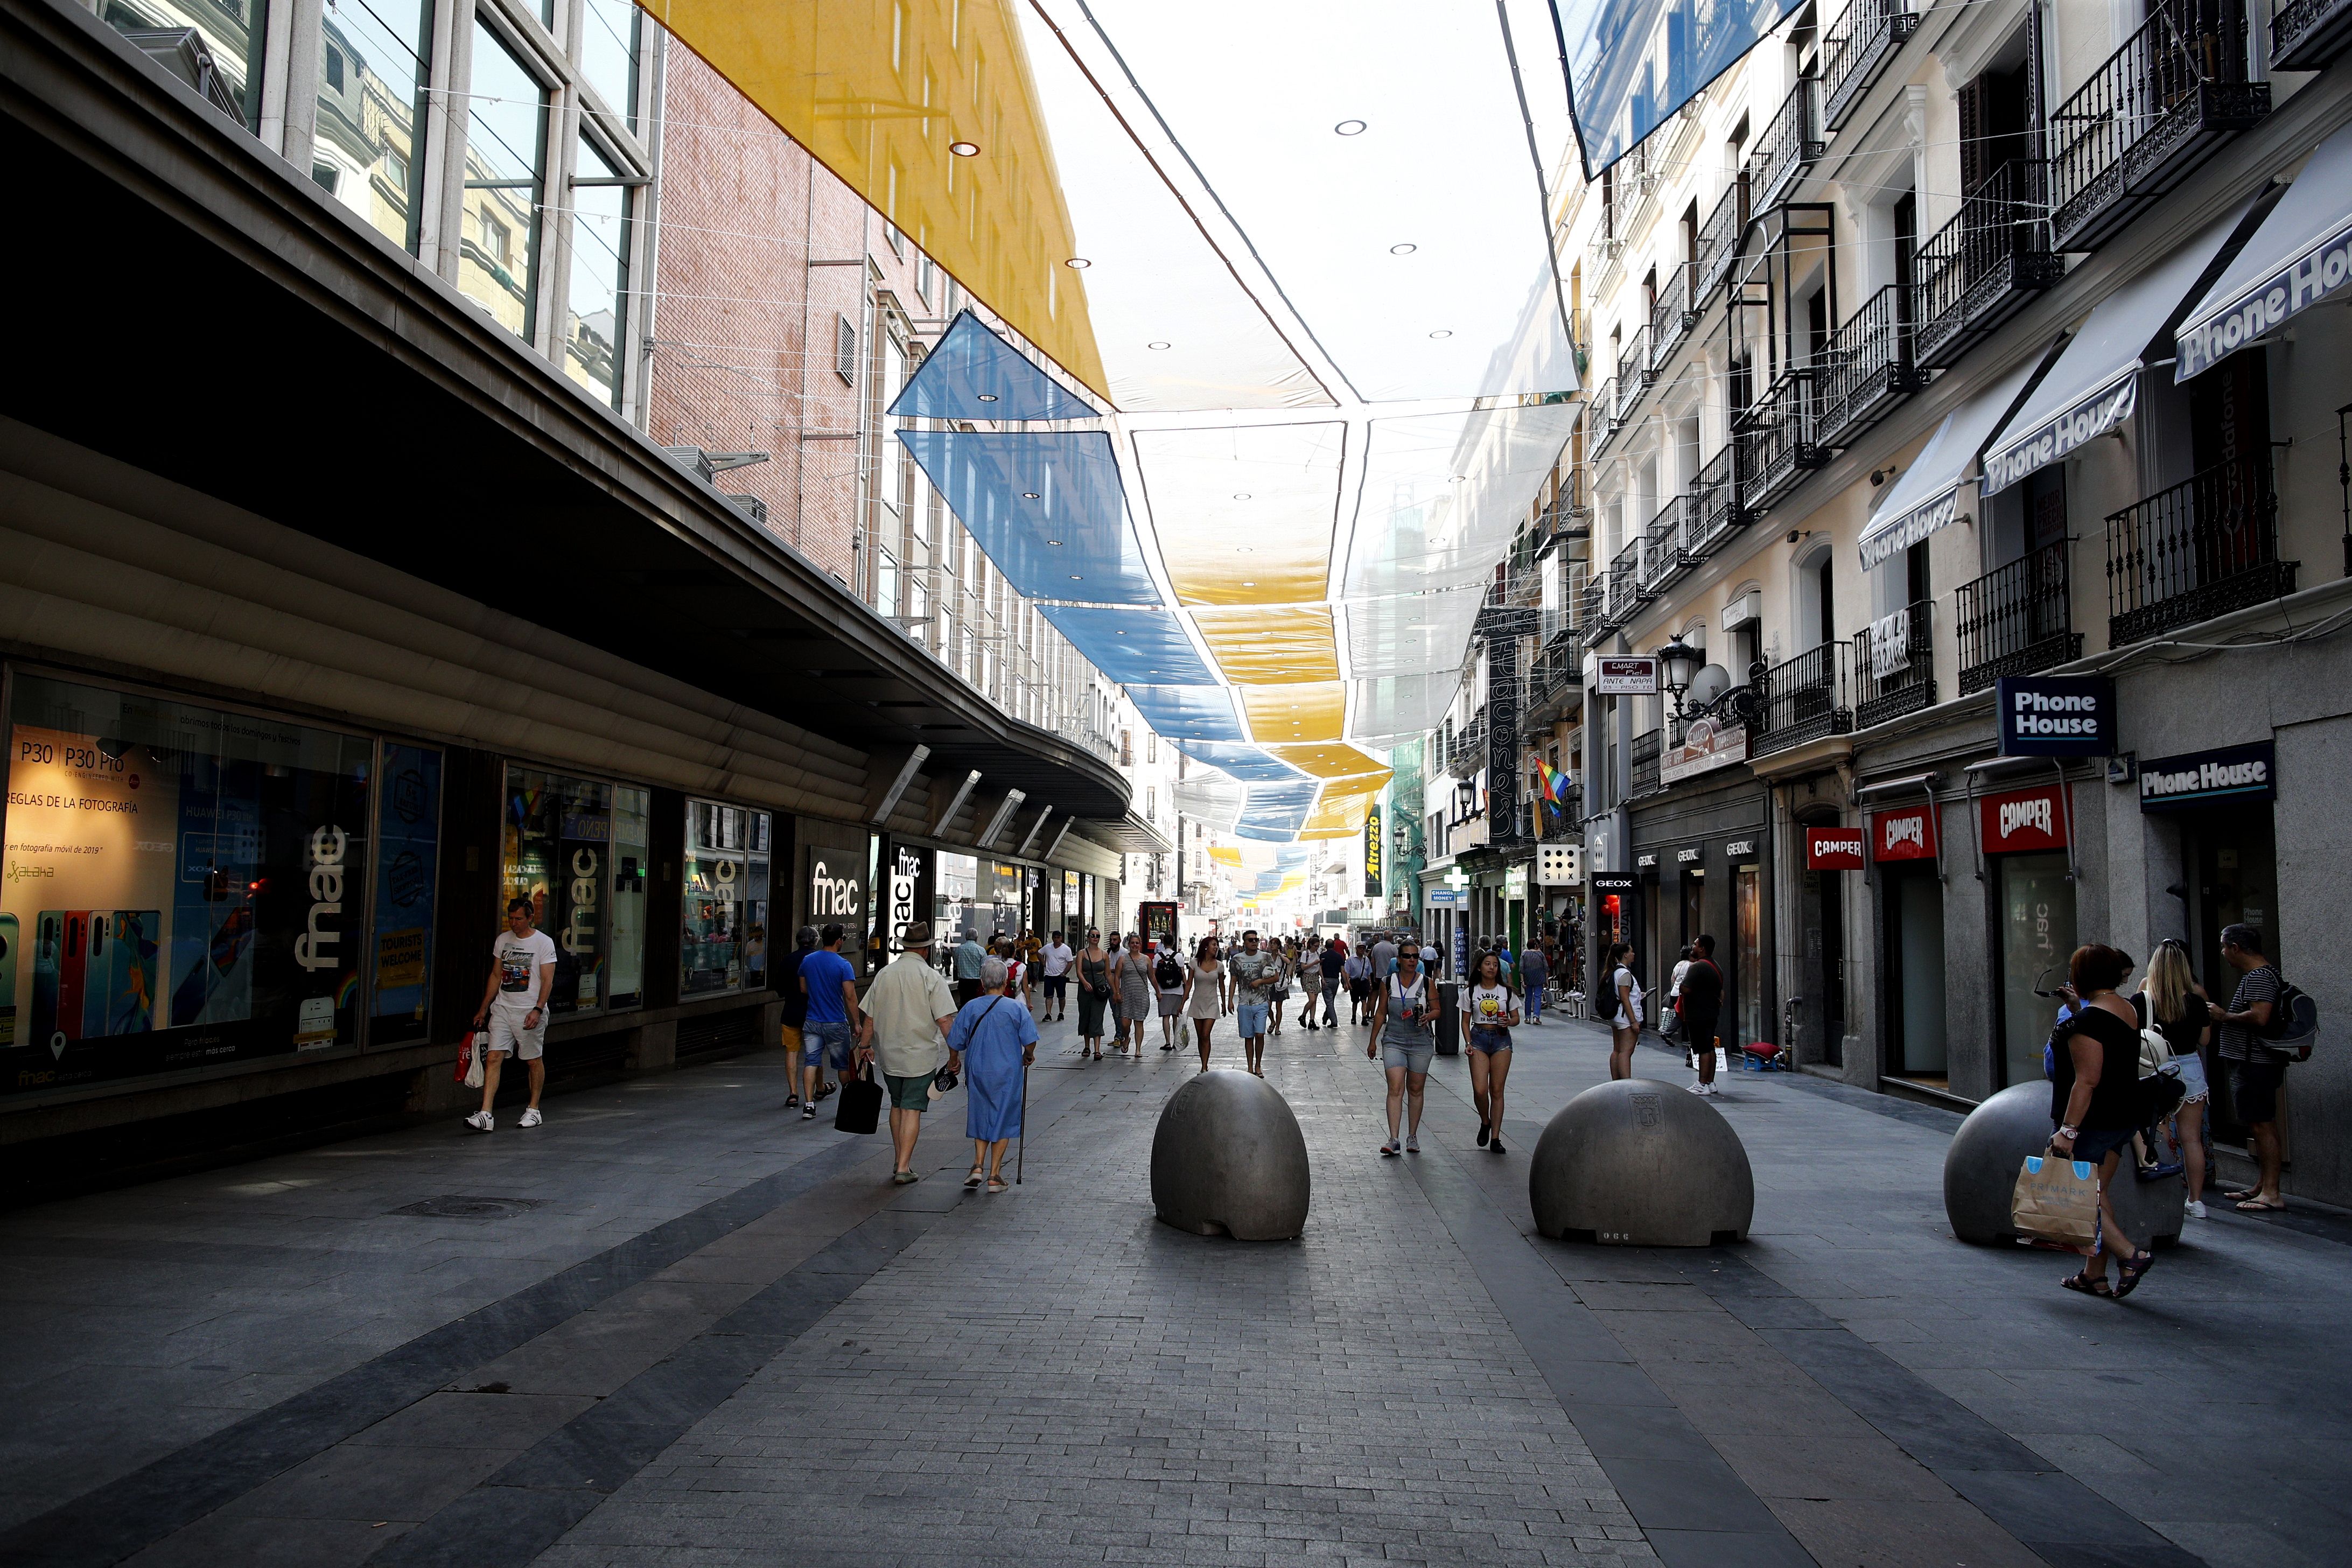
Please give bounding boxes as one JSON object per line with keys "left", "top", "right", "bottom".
{"left": 1956, "top": 78, "right": 1985, "bottom": 196}
{"left": 835, "top": 314, "right": 858, "bottom": 384}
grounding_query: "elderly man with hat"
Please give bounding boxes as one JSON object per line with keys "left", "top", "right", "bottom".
{"left": 858, "top": 921, "right": 963, "bottom": 1184}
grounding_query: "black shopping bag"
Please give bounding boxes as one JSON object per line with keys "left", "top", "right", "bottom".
{"left": 834, "top": 1065, "right": 883, "bottom": 1135}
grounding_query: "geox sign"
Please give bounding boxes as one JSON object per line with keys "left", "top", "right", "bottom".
{"left": 2137, "top": 741, "right": 2275, "bottom": 813}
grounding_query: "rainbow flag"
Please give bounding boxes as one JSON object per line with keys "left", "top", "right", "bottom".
{"left": 1533, "top": 757, "right": 1572, "bottom": 803}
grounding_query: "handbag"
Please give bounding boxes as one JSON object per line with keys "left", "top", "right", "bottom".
{"left": 2011, "top": 1148, "right": 2102, "bottom": 1250}
{"left": 456, "top": 1028, "right": 488, "bottom": 1089}
{"left": 833, "top": 1062, "right": 884, "bottom": 1135}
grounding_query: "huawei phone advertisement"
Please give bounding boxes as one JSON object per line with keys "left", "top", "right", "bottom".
{"left": 1, "top": 675, "right": 438, "bottom": 1098}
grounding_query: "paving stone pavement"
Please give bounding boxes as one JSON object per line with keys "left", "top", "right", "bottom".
{"left": 0, "top": 1007, "right": 2346, "bottom": 1568}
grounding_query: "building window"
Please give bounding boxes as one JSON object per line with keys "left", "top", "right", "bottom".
{"left": 836, "top": 314, "right": 859, "bottom": 384}
{"left": 564, "top": 135, "right": 633, "bottom": 409}
{"left": 310, "top": 0, "right": 429, "bottom": 253}
{"left": 0, "top": 674, "right": 411, "bottom": 1096}
{"left": 503, "top": 766, "right": 629, "bottom": 1016}
{"left": 1145, "top": 787, "right": 1157, "bottom": 820}
{"left": 682, "top": 802, "right": 773, "bottom": 997}
{"left": 102, "top": 0, "right": 270, "bottom": 130}
{"left": 579, "top": 0, "right": 642, "bottom": 128}
{"left": 459, "top": 19, "right": 549, "bottom": 341}
{"left": 1146, "top": 733, "right": 1157, "bottom": 764}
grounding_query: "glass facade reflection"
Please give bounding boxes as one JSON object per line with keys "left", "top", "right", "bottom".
{"left": 579, "top": 0, "right": 641, "bottom": 128}
{"left": 312, "top": 0, "right": 431, "bottom": 253}
{"left": 501, "top": 766, "right": 612, "bottom": 1015}
{"left": 608, "top": 785, "right": 649, "bottom": 1009}
{"left": 100, "top": 0, "right": 269, "bottom": 130}
{"left": 564, "top": 136, "right": 632, "bottom": 407}
{"left": 459, "top": 19, "right": 547, "bottom": 340}
{"left": 682, "top": 801, "right": 771, "bottom": 996}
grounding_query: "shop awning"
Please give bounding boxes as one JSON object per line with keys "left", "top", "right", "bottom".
{"left": 1982, "top": 201, "right": 2257, "bottom": 495}
{"left": 2176, "top": 120, "right": 2352, "bottom": 382}
{"left": 1857, "top": 358, "right": 2045, "bottom": 570}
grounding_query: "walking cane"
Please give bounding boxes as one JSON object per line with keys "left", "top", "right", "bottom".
{"left": 1016, "top": 1049, "right": 1032, "bottom": 1185}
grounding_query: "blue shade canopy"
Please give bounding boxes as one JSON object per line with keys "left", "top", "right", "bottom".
{"left": 1038, "top": 604, "right": 1220, "bottom": 685}
{"left": 1174, "top": 741, "right": 1304, "bottom": 781}
{"left": 886, "top": 310, "right": 1101, "bottom": 422}
{"left": 1234, "top": 779, "right": 1321, "bottom": 840}
{"left": 1556, "top": 0, "right": 1803, "bottom": 176}
{"left": 1127, "top": 684, "right": 1247, "bottom": 742}
{"left": 898, "top": 429, "right": 1163, "bottom": 605}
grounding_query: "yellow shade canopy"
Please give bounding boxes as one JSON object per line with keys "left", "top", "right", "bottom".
{"left": 641, "top": 0, "right": 1106, "bottom": 398}
{"left": 1239, "top": 681, "right": 1345, "bottom": 742}
{"left": 1135, "top": 423, "right": 1344, "bottom": 606}
{"left": 1190, "top": 606, "right": 1341, "bottom": 685}
{"left": 1299, "top": 788, "right": 1375, "bottom": 838}
{"left": 1264, "top": 743, "right": 1389, "bottom": 782}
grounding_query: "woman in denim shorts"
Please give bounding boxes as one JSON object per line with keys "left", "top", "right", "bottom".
{"left": 1461, "top": 950, "right": 1521, "bottom": 1154}
{"left": 1367, "top": 942, "right": 1437, "bottom": 1156}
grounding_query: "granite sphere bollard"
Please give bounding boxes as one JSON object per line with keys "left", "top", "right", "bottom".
{"left": 1529, "top": 1079, "right": 1754, "bottom": 1245}
{"left": 1944, "top": 1082, "right": 2185, "bottom": 1247}
{"left": 1150, "top": 1069, "right": 1311, "bottom": 1240}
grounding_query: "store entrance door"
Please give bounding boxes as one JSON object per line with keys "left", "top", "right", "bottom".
{"left": 1881, "top": 862, "right": 1947, "bottom": 1088}
{"left": 1996, "top": 852, "right": 2076, "bottom": 1088}
{"left": 1799, "top": 866, "right": 1845, "bottom": 1066}
{"left": 1735, "top": 865, "right": 1762, "bottom": 1049}
{"left": 2185, "top": 804, "right": 2279, "bottom": 1146}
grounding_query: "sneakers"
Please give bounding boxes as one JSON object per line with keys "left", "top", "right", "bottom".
{"left": 1404, "top": 1135, "right": 1420, "bottom": 1154}
{"left": 465, "top": 1110, "right": 494, "bottom": 1133}
{"left": 1698, "top": 1082, "right": 1719, "bottom": 1097}
{"left": 2186, "top": 1199, "right": 2208, "bottom": 1219}
{"left": 519, "top": 1107, "right": 543, "bottom": 1129}
{"left": 1476, "top": 1121, "right": 1490, "bottom": 1147}
{"left": 1380, "top": 1138, "right": 1402, "bottom": 1157}
{"left": 1687, "top": 1081, "right": 1707, "bottom": 1094}
{"left": 801, "top": 1103, "right": 817, "bottom": 1121}
{"left": 1489, "top": 1137, "right": 1506, "bottom": 1155}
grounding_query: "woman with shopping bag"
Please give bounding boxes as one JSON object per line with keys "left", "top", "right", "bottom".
{"left": 2040, "top": 944, "right": 2159, "bottom": 1300}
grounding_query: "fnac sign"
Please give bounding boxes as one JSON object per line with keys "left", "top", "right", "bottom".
{"left": 1870, "top": 806, "right": 1937, "bottom": 863}
{"left": 1805, "top": 826, "right": 1865, "bottom": 870}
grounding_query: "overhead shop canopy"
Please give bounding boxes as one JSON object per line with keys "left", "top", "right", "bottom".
{"left": 1559, "top": 0, "right": 1805, "bottom": 176}
{"left": 1342, "top": 407, "right": 1579, "bottom": 601}
{"left": 1241, "top": 682, "right": 1347, "bottom": 744}
{"left": 1349, "top": 673, "right": 1460, "bottom": 746}
{"left": 899, "top": 430, "right": 1161, "bottom": 604}
{"left": 1173, "top": 741, "right": 1304, "bottom": 781}
{"left": 1264, "top": 742, "right": 1391, "bottom": 781}
{"left": 1856, "top": 357, "right": 2047, "bottom": 570}
{"left": 1983, "top": 201, "right": 2258, "bottom": 496}
{"left": 1343, "top": 586, "right": 1488, "bottom": 678}
{"left": 1190, "top": 606, "right": 1343, "bottom": 685}
{"left": 1177, "top": 778, "right": 1244, "bottom": 831}
{"left": 888, "top": 311, "right": 1100, "bottom": 421}
{"left": 2175, "top": 121, "right": 2352, "bottom": 382}
{"left": 1132, "top": 423, "right": 1346, "bottom": 606}
{"left": 1234, "top": 779, "right": 1323, "bottom": 842}
{"left": 1036, "top": 604, "right": 1219, "bottom": 686}
{"left": 1126, "top": 684, "right": 1248, "bottom": 742}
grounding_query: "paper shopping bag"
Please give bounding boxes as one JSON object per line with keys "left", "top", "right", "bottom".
{"left": 2011, "top": 1152, "right": 2100, "bottom": 1249}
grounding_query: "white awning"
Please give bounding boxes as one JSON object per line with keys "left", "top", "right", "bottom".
{"left": 2176, "top": 120, "right": 2352, "bottom": 382}
{"left": 1983, "top": 201, "right": 2254, "bottom": 495}
{"left": 1856, "top": 359, "right": 2042, "bottom": 570}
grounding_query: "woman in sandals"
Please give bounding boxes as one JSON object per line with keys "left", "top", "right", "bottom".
{"left": 950, "top": 956, "right": 1036, "bottom": 1193}
{"left": 1461, "top": 949, "right": 1520, "bottom": 1153}
{"left": 2139, "top": 939, "right": 2214, "bottom": 1218}
{"left": 1185, "top": 934, "right": 1226, "bottom": 1069}
{"left": 1075, "top": 929, "right": 1111, "bottom": 1061}
{"left": 2049, "top": 943, "right": 2159, "bottom": 1300}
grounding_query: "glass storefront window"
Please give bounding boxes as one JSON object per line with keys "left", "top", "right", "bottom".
{"left": 101, "top": 0, "right": 270, "bottom": 130}
{"left": 502, "top": 767, "right": 612, "bottom": 1015}
{"left": 459, "top": 19, "right": 548, "bottom": 340}
{"left": 936, "top": 852, "right": 978, "bottom": 944}
{"left": 1998, "top": 853, "right": 2076, "bottom": 1088}
{"left": 608, "top": 786, "right": 649, "bottom": 1009}
{"left": 370, "top": 743, "right": 443, "bottom": 1047}
{"left": 563, "top": 135, "right": 632, "bottom": 407}
{"left": 987, "top": 861, "right": 1021, "bottom": 940}
{"left": 312, "top": 0, "right": 431, "bottom": 253}
{"left": 682, "top": 801, "right": 772, "bottom": 997}
{"left": 2, "top": 675, "right": 384, "bottom": 1094}
{"left": 579, "top": 0, "right": 641, "bottom": 128}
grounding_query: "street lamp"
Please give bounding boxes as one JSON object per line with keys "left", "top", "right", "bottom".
{"left": 1392, "top": 821, "right": 1409, "bottom": 858}
{"left": 1656, "top": 638, "right": 1702, "bottom": 714}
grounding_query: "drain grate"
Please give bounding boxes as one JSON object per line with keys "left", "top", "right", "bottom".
{"left": 391, "top": 1195, "right": 548, "bottom": 1219}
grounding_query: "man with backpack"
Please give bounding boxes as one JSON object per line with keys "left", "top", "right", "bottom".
{"left": 1153, "top": 941, "right": 1188, "bottom": 1052}
{"left": 2210, "top": 924, "right": 2294, "bottom": 1211}
{"left": 1678, "top": 935, "right": 1725, "bottom": 1096}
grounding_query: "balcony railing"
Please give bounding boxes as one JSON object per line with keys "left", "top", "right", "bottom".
{"left": 1641, "top": 496, "right": 1700, "bottom": 594}
{"left": 1748, "top": 76, "right": 1824, "bottom": 213}
{"left": 1815, "top": 286, "right": 1927, "bottom": 449}
{"left": 1695, "top": 178, "right": 1747, "bottom": 307}
{"left": 1956, "top": 542, "right": 2082, "bottom": 694}
{"left": 1581, "top": 579, "right": 1614, "bottom": 647}
{"left": 2105, "top": 451, "right": 2297, "bottom": 646}
{"left": 1752, "top": 641, "right": 1853, "bottom": 756}
{"left": 1608, "top": 535, "right": 1648, "bottom": 619}
{"left": 1912, "top": 159, "right": 2063, "bottom": 368}
{"left": 1690, "top": 443, "right": 1749, "bottom": 555}
{"left": 1823, "top": 0, "right": 1919, "bottom": 129}
{"left": 2273, "top": 0, "right": 2352, "bottom": 68}
{"left": 2047, "top": 0, "right": 2269, "bottom": 254}
{"left": 1590, "top": 377, "right": 1618, "bottom": 449}
{"left": 1621, "top": 324, "right": 1655, "bottom": 391}
{"left": 1738, "top": 368, "right": 1829, "bottom": 512}
{"left": 1851, "top": 598, "right": 1936, "bottom": 727}
{"left": 1650, "top": 263, "right": 1698, "bottom": 371}
{"left": 1630, "top": 729, "right": 1663, "bottom": 796}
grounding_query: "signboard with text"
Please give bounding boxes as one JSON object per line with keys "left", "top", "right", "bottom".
{"left": 2137, "top": 741, "right": 2275, "bottom": 813}
{"left": 1805, "top": 826, "right": 1866, "bottom": 870}
{"left": 1978, "top": 783, "right": 2071, "bottom": 852}
{"left": 1596, "top": 657, "right": 1660, "bottom": 695}
{"left": 1996, "top": 676, "right": 2116, "bottom": 757}
{"left": 1660, "top": 719, "right": 1748, "bottom": 785}
{"left": 1870, "top": 805, "right": 1938, "bottom": 863}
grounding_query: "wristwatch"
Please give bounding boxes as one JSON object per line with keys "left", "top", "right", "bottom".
{"left": 2057, "top": 1123, "right": 2080, "bottom": 1140}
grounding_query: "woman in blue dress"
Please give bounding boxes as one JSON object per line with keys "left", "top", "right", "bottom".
{"left": 950, "top": 956, "right": 1039, "bottom": 1192}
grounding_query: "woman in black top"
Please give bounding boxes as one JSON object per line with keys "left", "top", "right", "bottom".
{"left": 2049, "top": 944, "right": 2158, "bottom": 1300}
{"left": 2138, "top": 939, "right": 2214, "bottom": 1217}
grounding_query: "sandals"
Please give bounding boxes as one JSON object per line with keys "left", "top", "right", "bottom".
{"left": 2235, "top": 1197, "right": 2286, "bottom": 1212}
{"left": 2113, "top": 1250, "right": 2157, "bottom": 1298}
{"left": 2061, "top": 1272, "right": 2116, "bottom": 1299}
{"left": 963, "top": 1168, "right": 985, "bottom": 1189}
{"left": 986, "top": 1179, "right": 1009, "bottom": 1193}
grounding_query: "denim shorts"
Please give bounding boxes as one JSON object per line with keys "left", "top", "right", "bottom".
{"left": 1235, "top": 1002, "right": 1270, "bottom": 1038}
{"left": 1467, "top": 1025, "right": 1514, "bottom": 1054}
{"left": 1382, "top": 1038, "right": 1436, "bottom": 1075}
{"left": 802, "top": 1019, "right": 856, "bottom": 1068}
{"left": 2165, "top": 1050, "right": 2210, "bottom": 1105}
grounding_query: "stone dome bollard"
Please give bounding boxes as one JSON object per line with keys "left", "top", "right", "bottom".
{"left": 1944, "top": 1082, "right": 2185, "bottom": 1247}
{"left": 1529, "top": 1079, "right": 1754, "bottom": 1246}
{"left": 1150, "top": 1069, "right": 1311, "bottom": 1240}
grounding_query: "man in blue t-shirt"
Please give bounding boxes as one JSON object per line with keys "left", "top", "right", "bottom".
{"left": 797, "top": 923, "right": 862, "bottom": 1121}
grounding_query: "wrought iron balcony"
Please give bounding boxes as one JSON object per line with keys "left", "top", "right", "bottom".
{"left": 1649, "top": 263, "right": 1698, "bottom": 372}
{"left": 1689, "top": 443, "right": 1749, "bottom": 556}
{"left": 1748, "top": 76, "right": 1824, "bottom": 213}
{"left": 1752, "top": 640, "right": 1853, "bottom": 757}
{"left": 1695, "top": 179, "right": 1746, "bottom": 308}
{"left": 1621, "top": 325, "right": 1655, "bottom": 392}
{"left": 2047, "top": 0, "right": 2269, "bottom": 254}
{"left": 1822, "top": 0, "right": 1919, "bottom": 130}
{"left": 1815, "top": 285, "right": 1928, "bottom": 449}
{"left": 1956, "top": 541, "right": 2081, "bottom": 694}
{"left": 1640, "top": 495, "right": 1701, "bottom": 595}
{"left": 1851, "top": 598, "right": 1936, "bottom": 728}
{"left": 1608, "top": 534, "right": 1648, "bottom": 620}
{"left": 1589, "top": 378, "right": 1618, "bottom": 450}
{"left": 1581, "top": 579, "right": 1614, "bottom": 647}
{"left": 2274, "top": 0, "right": 2352, "bottom": 67}
{"left": 1737, "top": 368, "right": 1830, "bottom": 513}
{"left": 1630, "top": 728, "right": 1664, "bottom": 797}
{"left": 1912, "top": 160, "right": 2063, "bottom": 369}
{"left": 2105, "top": 451, "right": 2297, "bottom": 646}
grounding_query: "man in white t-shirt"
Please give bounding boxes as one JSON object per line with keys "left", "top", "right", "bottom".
{"left": 1039, "top": 932, "right": 1075, "bottom": 1022}
{"left": 468, "top": 897, "right": 558, "bottom": 1132}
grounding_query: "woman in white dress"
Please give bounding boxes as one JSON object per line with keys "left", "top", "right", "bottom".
{"left": 1184, "top": 935, "right": 1226, "bottom": 1070}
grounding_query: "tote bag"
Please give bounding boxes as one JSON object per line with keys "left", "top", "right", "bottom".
{"left": 833, "top": 1063, "right": 884, "bottom": 1135}
{"left": 2011, "top": 1151, "right": 2101, "bottom": 1249}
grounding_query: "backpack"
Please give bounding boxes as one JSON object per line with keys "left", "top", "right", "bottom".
{"left": 1154, "top": 953, "right": 1184, "bottom": 989}
{"left": 2261, "top": 971, "right": 2318, "bottom": 1060}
